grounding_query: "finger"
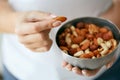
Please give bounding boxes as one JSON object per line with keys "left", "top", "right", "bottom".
{"left": 34, "top": 41, "right": 52, "bottom": 52}
{"left": 27, "top": 40, "right": 52, "bottom": 52}
{"left": 25, "top": 39, "right": 52, "bottom": 49}
{"left": 23, "top": 11, "right": 54, "bottom": 22}
{"left": 18, "top": 30, "right": 50, "bottom": 44}
{"left": 16, "top": 20, "right": 62, "bottom": 35}
{"left": 34, "top": 19, "right": 62, "bottom": 32}
{"left": 82, "top": 68, "right": 100, "bottom": 76}
{"left": 62, "top": 61, "right": 68, "bottom": 67}
{"left": 65, "top": 64, "right": 73, "bottom": 71}
{"left": 72, "top": 67, "right": 82, "bottom": 75}
{"left": 106, "top": 56, "right": 116, "bottom": 69}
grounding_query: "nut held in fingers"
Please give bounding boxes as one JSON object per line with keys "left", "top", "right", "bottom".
{"left": 53, "top": 16, "right": 67, "bottom": 22}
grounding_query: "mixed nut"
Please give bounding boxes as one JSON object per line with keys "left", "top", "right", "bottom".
{"left": 58, "top": 22, "right": 117, "bottom": 59}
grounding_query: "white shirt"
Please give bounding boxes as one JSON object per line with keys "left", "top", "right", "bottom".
{"left": 2, "top": 0, "right": 112, "bottom": 80}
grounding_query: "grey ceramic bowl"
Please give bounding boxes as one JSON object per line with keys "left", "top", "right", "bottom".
{"left": 56, "top": 17, "right": 120, "bottom": 70}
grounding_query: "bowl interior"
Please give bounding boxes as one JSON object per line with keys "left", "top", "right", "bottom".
{"left": 56, "top": 17, "right": 120, "bottom": 51}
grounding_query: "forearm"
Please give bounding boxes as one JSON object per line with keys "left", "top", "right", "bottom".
{"left": 101, "top": 0, "right": 120, "bottom": 29}
{"left": 0, "top": 0, "right": 18, "bottom": 33}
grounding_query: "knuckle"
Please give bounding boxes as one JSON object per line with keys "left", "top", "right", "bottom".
{"left": 32, "top": 26, "right": 40, "bottom": 32}
{"left": 38, "top": 33, "right": 47, "bottom": 41}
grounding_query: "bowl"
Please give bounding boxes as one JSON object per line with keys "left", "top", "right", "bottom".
{"left": 56, "top": 17, "right": 120, "bottom": 70}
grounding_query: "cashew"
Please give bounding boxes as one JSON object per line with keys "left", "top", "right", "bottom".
{"left": 85, "top": 48, "right": 91, "bottom": 54}
{"left": 71, "top": 44, "right": 79, "bottom": 49}
{"left": 110, "top": 39, "right": 117, "bottom": 48}
{"left": 88, "top": 24, "right": 99, "bottom": 34}
{"left": 100, "top": 43, "right": 109, "bottom": 56}
{"left": 92, "top": 56, "right": 96, "bottom": 59}
{"left": 70, "top": 26, "right": 78, "bottom": 37}
{"left": 80, "top": 39, "right": 89, "bottom": 45}
{"left": 98, "top": 48, "right": 103, "bottom": 52}
{"left": 65, "top": 33, "right": 71, "bottom": 45}
{"left": 97, "top": 38, "right": 104, "bottom": 45}
{"left": 74, "top": 50, "right": 84, "bottom": 57}
{"left": 105, "top": 40, "right": 112, "bottom": 49}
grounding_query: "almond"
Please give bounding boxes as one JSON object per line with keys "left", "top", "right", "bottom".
{"left": 80, "top": 53, "right": 92, "bottom": 58}
{"left": 69, "top": 48, "right": 77, "bottom": 55}
{"left": 102, "top": 31, "right": 113, "bottom": 41}
{"left": 60, "top": 46, "right": 69, "bottom": 51}
{"left": 99, "top": 27, "right": 108, "bottom": 33}
{"left": 90, "top": 44, "right": 98, "bottom": 51}
{"left": 72, "top": 36, "right": 84, "bottom": 44}
{"left": 54, "top": 16, "right": 67, "bottom": 22}
{"left": 81, "top": 40, "right": 90, "bottom": 50}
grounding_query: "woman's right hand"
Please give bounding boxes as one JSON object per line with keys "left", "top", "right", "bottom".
{"left": 15, "top": 11, "right": 66, "bottom": 52}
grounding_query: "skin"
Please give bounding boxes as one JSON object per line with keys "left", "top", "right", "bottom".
{"left": 0, "top": 0, "right": 120, "bottom": 77}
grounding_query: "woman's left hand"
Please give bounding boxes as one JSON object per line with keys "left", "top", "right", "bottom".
{"left": 62, "top": 61, "right": 100, "bottom": 76}
{"left": 62, "top": 56, "right": 115, "bottom": 76}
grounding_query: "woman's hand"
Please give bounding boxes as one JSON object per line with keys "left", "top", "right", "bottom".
{"left": 62, "top": 61, "right": 100, "bottom": 76}
{"left": 62, "top": 56, "right": 115, "bottom": 76}
{"left": 15, "top": 11, "right": 65, "bottom": 52}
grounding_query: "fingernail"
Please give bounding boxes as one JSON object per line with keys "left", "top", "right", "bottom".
{"left": 72, "top": 68, "right": 77, "bottom": 73}
{"left": 52, "top": 21, "right": 62, "bottom": 27}
{"left": 50, "top": 14, "right": 57, "bottom": 18}
{"left": 65, "top": 67, "right": 71, "bottom": 71}
{"left": 82, "top": 70, "right": 87, "bottom": 76}
{"left": 65, "top": 64, "right": 72, "bottom": 71}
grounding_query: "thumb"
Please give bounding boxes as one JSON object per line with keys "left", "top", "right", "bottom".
{"left": 35, "top": 19, "right": 62, "bottom": 32}
{"left": 31, "top": 16, "right": 67, "bottom": 32}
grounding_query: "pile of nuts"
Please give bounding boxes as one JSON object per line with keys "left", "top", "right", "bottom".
{"left": 58, "top": 22, "right": 117, "bottom": 59}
